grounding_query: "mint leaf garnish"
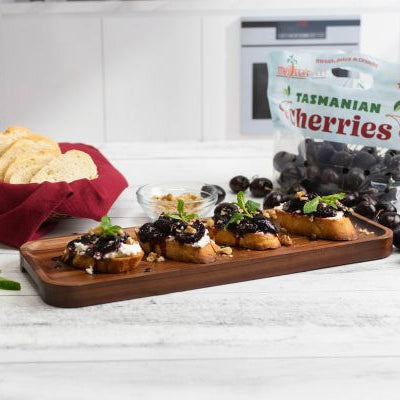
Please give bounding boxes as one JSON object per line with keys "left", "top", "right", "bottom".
{"left": 303, "top": 196, "right": 320, "bottom": 214}
{"left": 303, "top": 192, "right": 345, "bottom": 214}
{"left": 100, "top": 215, "right": 122, "bottom": 236}
{"left": 165, "top": 200, "right": 199, "bottom": 223}
{"left": 394, "top": 100, "right": 400, "bottom": 112}
{"left": 245, "top": 200, "right": 261, "bottom": 214}
{"left": 224, "top": 192, "right": 261, "bottom": 228}
{"left": 0, "top": 276, "right": 21, "bottom": 291}
{"left": 320, "top": 193, "right": 345, "bottom": 209}
{"left": 226, "top": 212, "right": 244, "bottom": 227}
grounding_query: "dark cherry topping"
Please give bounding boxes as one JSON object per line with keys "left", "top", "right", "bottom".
{"left": 138, "top": 222, "right": 168, "bottom": 243}
{"left": 175, "top": 220, "right": 206, "bottom": 244}
{"left": 138, "top": 215, "right": 207, "bottom": 245}
{"left": 282, "top": 192, "right": 350, "bottom": 218}
{"left": 67, "top": 234, "right": 97, "bottom": 252}
{"left": 212, "top": 204, "right": 278, "bottom": 236}
{"left": 67, "top": 232, "right": 131, "bottom": 260}
{"left": 213, "top": 203, "right": 239, "bottom": 228}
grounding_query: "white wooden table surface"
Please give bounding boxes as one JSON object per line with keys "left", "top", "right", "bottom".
{"left": 1, "top": 141, "right": 400, "bottom": 400}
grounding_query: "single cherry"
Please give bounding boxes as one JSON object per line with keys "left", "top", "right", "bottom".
{"left": 229, "top": 176, "right": 250, "bottom": 193}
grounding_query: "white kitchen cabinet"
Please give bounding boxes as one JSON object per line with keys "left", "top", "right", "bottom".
{"left": 202, "top": 15, "right": 241, "bottom": 141}
{"left": 103, "top": 16, "right": 202, "bottom": 142}
{"left": 0, "top": 16, "right": 104, "bottom": 142}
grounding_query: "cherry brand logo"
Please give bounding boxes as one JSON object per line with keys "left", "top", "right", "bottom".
{"left": 277, "top": 55, "right": 309, "bottom": 78}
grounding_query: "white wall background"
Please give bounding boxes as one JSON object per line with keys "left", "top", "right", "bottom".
{"left": 0, "top": 1, "right": 399, "bottom": 143}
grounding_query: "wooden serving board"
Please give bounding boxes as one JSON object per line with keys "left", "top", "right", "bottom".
{"left": 20, "top": 214, "right": 393, "bottom": 308}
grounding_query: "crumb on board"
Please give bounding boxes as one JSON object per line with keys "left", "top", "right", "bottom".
{"left": 309, "top": 233, "right": 317, "bottom": 241}
{"left": 279, "top": 234, "right": 293, "bottom": 246}
{"left": 211, "top": 240, "right": 233, "bottom": 256}
{"left": 358, "top": 228, "right": 374, "bottom": 236}
{"left": 85, "top": 266, "right": 94, "bottom": 275}
{"left": 146, "top": 252, "right": 165, "bottom": 262}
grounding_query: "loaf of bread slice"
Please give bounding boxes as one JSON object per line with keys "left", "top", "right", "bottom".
{"left": 31, "top": 150, "right": 98, "bottom": 183}
{"left": 4, "top": 153, "right": 56, "bottom": 184}
{"left": 3, "top": 126, "right": 32, "bottom": 136}
{"left": 0, "top": 139, "right": 61, "bottom": 180}
{"left": 0, "top": 126, "right": 32, "bottom": 156}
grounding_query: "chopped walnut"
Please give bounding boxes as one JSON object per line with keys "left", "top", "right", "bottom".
{"left": 262, "top": 210, "right": 271, "bottom": 218}
{"left": 88, "top": 225, "right": 103, "bottom": 235}
{"left": 295, "top": 191, "right": 306, "bottom": 199}
{"left": 210, "top": 240, "right": 233, "bottom": 256}
{"left": 151, "top": 192, "right": 202, "bottom": 215}
{"left": 146, "top": 252, "right": 165, "bottom": 263}
{"left": 146, "top": 252, "right": 158, "bottom": 262}
{"left": 279, "top": 234, "right": 293, "bottom": 246}
{"left": 126, "top": 236, "right": 134, "bottom": 244}
{"left": 219, "top": 246, "right": 233, "bottom": 255}
{"left": 205, "top": 218, "right": 215, "bottom": 228}
{"left": 185, "top": 225, "right": 197, "bottom": 234}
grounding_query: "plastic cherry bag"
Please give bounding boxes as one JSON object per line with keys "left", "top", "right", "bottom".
{"left": 267, "top": 51, "right": 400, "bottom": 209}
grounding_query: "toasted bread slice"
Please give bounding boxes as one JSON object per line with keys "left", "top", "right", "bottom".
{"left": 274, "top": 209, "right": 357, "bottom": 241}
{"left": 208, "top": 227, "right": 281, "bottom": 250}
{"left": 62, "top": 251, "right": 144, "bottom": 274}
{"left": 31, "top": 150, "right": 98, "bottom": 183}
{"left": 4, "top": 153, "right": 55, "bottom": 183}
{"left": 0, "top": 139, "right": 61, "bottom": 180}
{"left": 137, "top": 236, "right": 217, "bottom": 264}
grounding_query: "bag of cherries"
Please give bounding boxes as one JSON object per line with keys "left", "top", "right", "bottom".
{"left": 266, "top": 51, "right": 400, "bottom": 237}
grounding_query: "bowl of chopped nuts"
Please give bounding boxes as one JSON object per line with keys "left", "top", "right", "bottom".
{"left": 136, "top": 181, "right": 218, "bottom": 221}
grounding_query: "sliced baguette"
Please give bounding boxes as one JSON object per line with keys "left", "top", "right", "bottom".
{"left": 208, "top": 227, "right": 281, "bottom": 250}
{"left": 31, "top": 150, "right": 98, "bottom": 184}
{"left": 0, "top": 139, "right": 60, "bottom": 181}
{"left": 137, "top": 236, "right": 217, "bottom": 264}
{"left": 62, "top": 251, "right": 144, "bottom": 274}
{"left": 0, "top": 126, "right": 32, "bottom": 156}
{"left": 4, "top": 153, "right": 56, "bottom": 184}
{"left": 274, "top": 209, "right": 357, "bottom": 241}
{"left": 3, "top": 125, "right": 32, "bottom": 136}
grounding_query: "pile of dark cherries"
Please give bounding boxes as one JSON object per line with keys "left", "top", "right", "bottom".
{"left": 269, "top": 138, "right": 400, "bottom": 248}
{"left": 213, "top": 203, "right": 278, "bottom": 236}
{"left": 139, "top": 215, "right": 206, "bottom": 245}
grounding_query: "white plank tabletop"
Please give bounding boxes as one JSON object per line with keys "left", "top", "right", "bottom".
{"left": 1, "top": 141, "right": 400, "bottom": 400}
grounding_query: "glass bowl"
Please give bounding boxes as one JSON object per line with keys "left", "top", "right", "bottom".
{"left": 136, "top": 181, "right": 218, "bottom": 221}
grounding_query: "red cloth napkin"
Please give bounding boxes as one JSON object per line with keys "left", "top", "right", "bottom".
{"left": 0, "top": 143, "right": 128, "bottom": 248}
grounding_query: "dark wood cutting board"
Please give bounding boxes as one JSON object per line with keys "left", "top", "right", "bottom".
{"left": 20, "top": 214, "right": 393, "bottom": 308}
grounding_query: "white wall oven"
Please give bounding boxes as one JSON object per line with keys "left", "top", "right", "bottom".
{"left": 241, "top": 17, "right": 361, "bottom": 136}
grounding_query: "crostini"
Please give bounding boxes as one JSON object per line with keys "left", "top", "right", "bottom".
{"left": 273, "top": 191, "right": 357, "bottom": 241}
{"left": 61, "top": 216, "right": 144, "bottom": 274}
{"left": 207, "top": 191, "right": 281, "bottom": 250}
{"left": 137, "top": 200, "right": 217, "bottom": 264}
